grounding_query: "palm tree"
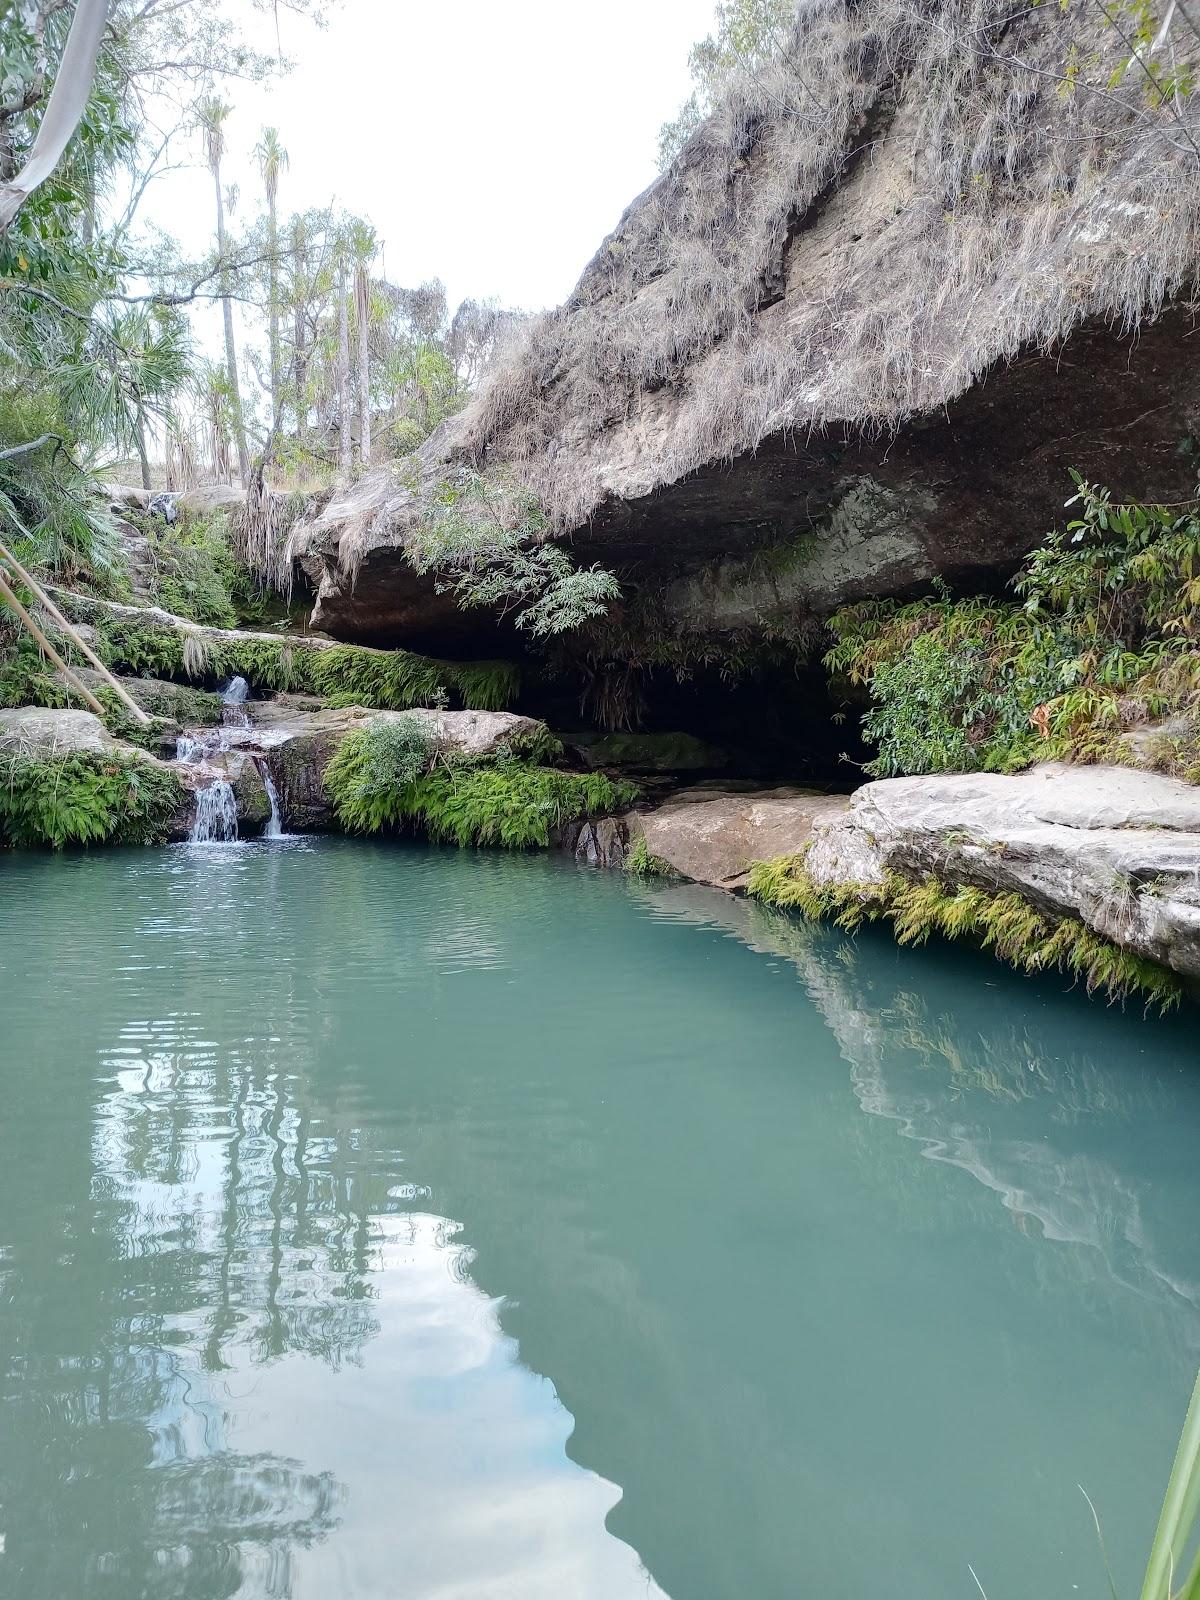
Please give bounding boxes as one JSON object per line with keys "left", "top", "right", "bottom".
{"left": 254, "top": 127, "right": 288, "bottom": 429}
{"left": 348, "top": 219, "right": 376, "bottom": 469}
{"left": 198, "top": 98, "right": 250, "bottom": 486}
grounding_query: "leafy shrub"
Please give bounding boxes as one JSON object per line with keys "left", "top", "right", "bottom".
{"left": 827, "top": 478, "right": 1200, "bottom": 779}
{"left": 0, "top": 750, "right": 185, "bottom": 849}
{"left": 747, "top": 854, "right": 1182, "bottom": 1012}
{"left": 323, "top": 717, "right": 437, "bottom": 832}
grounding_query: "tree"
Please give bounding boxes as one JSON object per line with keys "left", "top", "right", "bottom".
{"left": 254, "top": 127, "right": 288, "bottom": 426}
{"left": 198, "top": 97, "right": 250, "bottom": 486}
{"left": 0, "top": 0, "right": 111, "bottom": 231}
{"left": 346, "top": 218, "right": 375, "bottom": 468}
{"left": 657, "top": 0, "right": 799, "bottom": 168}
{"left": 336, "top": 253, "right": 351, "bottom": 480}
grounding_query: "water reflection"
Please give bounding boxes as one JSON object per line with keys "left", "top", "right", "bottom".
{"left": 639, "top": 880, "right": 1200, "bottom": 1337}
{"left": 2, "top": 842, "right": 1199, "bottom": 1600}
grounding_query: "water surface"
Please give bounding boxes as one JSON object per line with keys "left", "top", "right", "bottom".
{"left": 1, "top": 839, "right": 1198, "bottom": 1599}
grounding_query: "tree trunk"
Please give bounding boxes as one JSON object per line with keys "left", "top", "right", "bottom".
{"left": 267, "top": 193, "right": 281, "bottom": 437}
{"left": 291, "top": 219, "right": 307, "bottom": 434}
{"left": 337, "top": 265, "right": 352, "bottom": 481}
{"left": 213, "top": 164, "right": 251, "bottom": 487}
{"left": 134, "top": 396, "right": 152, "bottom": 491}
{"left": 355, "top": 265, "right": 371, "bottom": 468}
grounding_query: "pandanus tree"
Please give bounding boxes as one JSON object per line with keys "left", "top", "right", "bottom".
{"left": 198, "top": 97, "right": 250, "bottom": 486}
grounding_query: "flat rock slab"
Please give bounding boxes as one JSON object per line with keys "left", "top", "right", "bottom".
{"left": 806, "top": 763, "right": 1200, "bottom": 980}
{"left": 634, "top": 786, "right": 851, "bottom": 887}
{"left": 0, "top": 707, "right": 115, "bottom": 757}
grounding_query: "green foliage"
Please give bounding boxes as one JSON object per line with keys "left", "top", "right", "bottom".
{"left": 410, "top": 468, "right": 620, "bottom": 637}
{"left": 0, "top": 749, "right": 184, "bottom": 850}
{"left": 323, "top": 717, "right": 437, "bottom": 833}
{"left": 625, "top": 833, "right": 677, "bottom": 876}
{"left": 0, "top": 390, "right": 121, "bottom": 581}
{"left": 142, "top": 511, "right": 247, "bottom": 629}
{"left": 326, "top": 721, "right": 637, "bottom": 848}
{"left": 657, "top": 0, "right": 798, "bottom": 167}
{"left": 67, "top": 600, "right": 519, "bottom": 712}
{"left": 747, "top": 855, "right": 1183, "bottom": 1011}
{"left": 827, "top": 479, "right": 1200, "bottom": 779}
{"left": 406, "top": 761, "right": 638, "bottom": 849}
{"left": 1139, "top": 1367, "right": 1200, "bottom": 1600}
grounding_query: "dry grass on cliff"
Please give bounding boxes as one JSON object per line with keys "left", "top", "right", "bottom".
{"left": 445, "top": 0, "right": 1200, "bottom": 532}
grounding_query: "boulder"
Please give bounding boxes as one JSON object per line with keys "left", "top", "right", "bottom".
{"left": 805, "top": 764, "right": 1200, "bottom": 980}
{"left": 580, "top": 786, "right": 847, "bottom": 887}
{"left": 0, "top": 706, "right": 115, "bottom": 757}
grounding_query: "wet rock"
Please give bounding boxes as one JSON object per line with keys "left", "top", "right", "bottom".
{"left": 570, "top": 816, "right": 630, "bottom": 868}
{"left": 583, "top": 786, "right": 848, "bottom": 886}
{"left": 805, "top": 764, "right": 1200, "bottom": 980}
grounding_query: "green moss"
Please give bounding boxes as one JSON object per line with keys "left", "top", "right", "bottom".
{"left": 0, "top": 749, "right": 185, "bottom": 849}
{"left": 325, "top": 721, "right": 637, "bottom": 848}
{"left": 625, "top": 834, "right": 677, "bottom": 877}
{"left": 747, "top": 855, "right": 1183, "bottom": 1012}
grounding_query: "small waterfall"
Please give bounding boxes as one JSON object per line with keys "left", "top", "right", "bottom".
{"left": 189, "top": 778, "right": 239, "bottom": 843}
{"left": 256, "top": 757, "right": 285, "bottom": 839}
{"left": 177, "top": 726, "right": 240, "bottom": 844}
{"left": 222, "top": 676, "right": 251, "bottom": 729}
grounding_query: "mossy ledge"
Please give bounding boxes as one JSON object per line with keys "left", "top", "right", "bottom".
{"left": 0, "top": 749, "right": 185, "bottom": 850}
{"left": 324, "top": 719, "right": 637, "bottom": 849}
{"left": 47, "top": 591, "right": 520, "bottom": 714}
{"left": 746, "top": 854, "right": 1184, "bottom": 1013}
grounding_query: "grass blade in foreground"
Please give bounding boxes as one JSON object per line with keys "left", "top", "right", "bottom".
{"left": 1141, "top": 1369, "right": 1200, "bottom": 1600}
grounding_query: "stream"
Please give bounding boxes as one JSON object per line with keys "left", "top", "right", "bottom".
{"left": 0, "top": 840, "right": 1197, "bottom": 1599}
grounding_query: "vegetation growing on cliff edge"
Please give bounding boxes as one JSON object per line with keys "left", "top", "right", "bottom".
{"left": 406, "top": 467, "right": 621, "bottom": 638}
{"left": 747, "top": 853, "right": 1183, "bottom": 1012}
{"left": 325, "top": 719, "right": 636, "bottom": 848}
{"left": 827, "top": 479, "right": 1200, "bottom": 780}
{"left": 0, "top": 750, "right": 184, "bottom": 850}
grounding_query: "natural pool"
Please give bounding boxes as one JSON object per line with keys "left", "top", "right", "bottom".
{"left": 0, "top": 838, "right": 1197, "bottom": 1600}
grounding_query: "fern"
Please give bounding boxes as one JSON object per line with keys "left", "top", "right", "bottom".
{"left": 0, "top": 751, "right": 185, "bottom": 849}
{"left": 747, "top": 857, "right": 1182, "bottom": 1011}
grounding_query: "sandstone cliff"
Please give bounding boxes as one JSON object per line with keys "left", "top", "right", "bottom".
{"left": 292, "top": 0, "right": 1200, "bottom": 648}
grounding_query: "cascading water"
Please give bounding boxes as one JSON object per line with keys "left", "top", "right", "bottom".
{"left": 188, "top": 777, "right": 239, "bottom": 842}
{"left": 256, "top": 757, "right": 285, "bottom": 839}
{"left": 176, "top": 678, "right": 288, "bottom": 843}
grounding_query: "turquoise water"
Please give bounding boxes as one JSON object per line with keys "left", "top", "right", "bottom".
{"left": 1, "top": 837, "right": 1198, "bottom": 1600}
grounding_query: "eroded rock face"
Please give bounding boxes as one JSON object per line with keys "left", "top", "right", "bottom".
{"left": 805, "top": 764, "right": 1200, "bottom": 980}
{"left": 288, "top": 0, "right": 1200, "bottom": 653}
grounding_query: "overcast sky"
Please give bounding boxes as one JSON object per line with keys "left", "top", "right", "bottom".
{"left": 149, "top": 0, "right": 717, "bottom": 322}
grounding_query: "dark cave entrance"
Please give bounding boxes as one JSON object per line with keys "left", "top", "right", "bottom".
{"left": 521, "top": 654, "right": 869, "bottom": 791}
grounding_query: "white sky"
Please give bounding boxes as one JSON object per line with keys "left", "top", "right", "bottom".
{"left": 146, "top": 0, "right": 718, "bottom": 320}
